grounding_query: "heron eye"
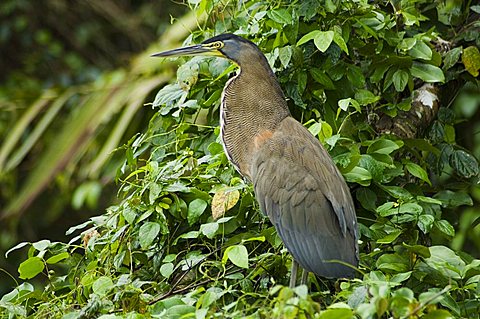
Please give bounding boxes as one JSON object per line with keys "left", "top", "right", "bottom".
{"left": 212, "top": 41, "right": 223, "bottom": 49}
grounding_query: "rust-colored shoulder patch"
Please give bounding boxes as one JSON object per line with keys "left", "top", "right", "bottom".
{"left": 253, "top": 129, "right": 274, "bottom": 150}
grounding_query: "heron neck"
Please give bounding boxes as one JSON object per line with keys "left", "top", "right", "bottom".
{"left": 220, "top": 62, "right": 290, "bottom": 179}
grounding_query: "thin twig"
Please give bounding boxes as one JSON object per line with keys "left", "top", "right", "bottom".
{"left": 149, "top": 267, "right": 242, "bottom": 304}
{"left": 406, "top": 284, "right": 451, "bottom": 317}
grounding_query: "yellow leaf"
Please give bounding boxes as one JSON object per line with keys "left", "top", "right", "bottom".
{"left": 462, "top": 46, "right": 480, "bottom": 77}
{"left": 211, "top": 189, "right": 240, "bottom": 220}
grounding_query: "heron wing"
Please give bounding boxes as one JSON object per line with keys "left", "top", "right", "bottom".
{"left": 250, "top": 117, "right": 358, "bottom": 277}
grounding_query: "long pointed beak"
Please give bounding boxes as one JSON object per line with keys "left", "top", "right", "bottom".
{"left": 151, "top": 44, "right": 221, "bottom": 58}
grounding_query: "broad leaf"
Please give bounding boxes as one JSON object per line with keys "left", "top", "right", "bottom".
{"left": 434, "top": 220, "right": 455, "bottom": 237}
{"left": 223, "top": 244, "right": 249, "bottom": 269}
{"left": 450, "top": 150, "right": 479, "bottom": 178}
{"left": 408, "top": 41, "right": 432, "bottom": 60}
{"left": 462, "top": 46, "right": 480, "bottom": 77}
{"left": 434, "top": 190, "right": 473, "bottom": 207}
{"left": 298, "top": 30, "right": 334, "bottom": 52}
{"left": 187, "top": 198, "right": 208, "bottom": 225}
{"left": 393, "top": 69, "right": 409, "bottom": 92}
{"left": 139, "top": 222, "right": 161, "bottom": 249}
{"left": 267, "top": 9, "right": 292, "bottom": 24}
{"left": 46, "top": 252, "right": 70, "bottom": 264}
{"left": 443, "top": 47, "right": 462, "bottom": 70}
{"left": 92, "top": 276, "right": 114, "bottom": 296}
{"left": 18, "top": 257, "right": 44, "bottom": 279}
{"left": 367, "top": 139, "right": 402, "bottom": 155}
{"left": 405, "top": 162, "right": 431, "bottom": 185}
{"left": 411, "top": 62, "right": 445, "bottom": 82}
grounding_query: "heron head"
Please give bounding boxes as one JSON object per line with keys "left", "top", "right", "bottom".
{"left": 152, "top": 33, "right": 264, "bottom": 67}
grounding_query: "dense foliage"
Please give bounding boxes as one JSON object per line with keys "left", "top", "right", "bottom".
{"left": 0, "top": 0, "right": 186, "bottom": 282}
{"left": 2, "top": 0, "right": 480, "bottom": 318}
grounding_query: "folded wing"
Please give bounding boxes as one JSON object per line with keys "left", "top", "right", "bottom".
{"left": 250, "top": 117, "right": 358, "bottom": 278}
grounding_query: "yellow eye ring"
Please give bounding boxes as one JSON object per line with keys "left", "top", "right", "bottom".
{"left": 211, "top": 41, "right": 223, "bottom": 49}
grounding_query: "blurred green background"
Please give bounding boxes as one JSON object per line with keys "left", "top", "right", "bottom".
{"left": 0, "top": 0, "right": 187, "bottom": 294}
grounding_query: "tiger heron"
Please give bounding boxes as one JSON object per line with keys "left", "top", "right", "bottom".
{"left": 153, "top": 33, "right": 359, "bottom": 287}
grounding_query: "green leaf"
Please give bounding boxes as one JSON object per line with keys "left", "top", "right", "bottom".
{"left": 444, "top": 124, "right": 455, "bottom": 143}
{"left": 405, "top": 162, "right": 431, "bottom": 185}
{"left": 298, "top": 30, "right": 334, "bottom": 52}
{"left": 18, "top": 257, "right": 44, "bottom": 279}
{"left": 417, "top": 196, "right": 442, "bottom": 205}
{"left": 160, "top": 263, "right": 174, "bottom": 278}
{"left": 153, "top": 83, "right": 187, "bottom": 108}
{"left": 429, "top": 121, "right": 445, "bottom": 143}
{"left": 297, "top": 30, "right": 320, "bottom": 46}
{"left": 333, "top": 29, "right": 349, "bottom": 54}
{"left": 297, "top": 72, "right": 307, "bottom": 94}
{"left": 355, "top": 89, "right": 380, "bottom": 105}
{"left": 267, "top": 9, "right": 292, "bottom": 25}
{"left": 377, "top": 230, "right": 402, "bottom": 244}
{"left": 198, "top": 290, "right": 220, "bottom": 309}
{"left": 383, "top": 67, "right": 397, "bottom": 91}
{"left": 200, "top": 222, "right": 219, "bottom": 239}
{"left": 208, "top": 142, "right": 223, "bottom": 155}
{"left": 308, "top": 122, "right": 321, "bottom": 137}
{"left": 411, "top": 62, "right": 445, "bottom": 83}
{"left": 187, "top": 198, "right": 208, "bottom": 225}
{"left": 337, "top": 98, "right": 360, "bottom": 112}
{"left": 367, "top": 139, "right": 402, "bottom": 155}
{"left": 223, "top": 244, "right": 249, "bottom": 269}
{"left": 462, "top": 46, "right": 480, "bottom": 77}
{"left": 92, "top": 276, "right": 114, "bottom": 296}
{"left": 435, "top": 220, "right": 455, "bottom": 237}
{"left": 376, "top": 202, "right": 396, "bottom": 216}
{"left": 338, "top": 98, "right": 351, "bottom": 111}
{"left": 318, "top": 121, "right": 333, "bottom": 142}
{"left": 139, "top": 222, "right": 161, "bottom": 249}
{"left": 371, "top": 63, "right": 391, "bottom": 84}
{"left": 310, "top": 68, "right": 335, "bottom": 90}
{"left": 370, "top": 153, "right": 393, "bottom": 166}
{"left": 393, "top": 69, "right": 409, "bottom": 92}
{"left": 443, "top": 47, "right": 462, "bottom": 70}
{"left": 424, "top": 246, "right": 465, "bottom": 279}
{"left": 359, "top": 154, "right": 385, "bottom": 182}
{"left": 123, "top": 207, "right": 137, "bottom": 224}
{"left": 166, "top": 305, "right": 196, "bottom": 317}
{"left": 423, "top": 310, "right": 453, "bottom": 319}
{"left": 319, "top": 308, "right": 353, "bottom": 319}
{"left": 418, "top": 214, "right": 435, "bottom": 233}
{"left": 398, "top": 38, "right": 417, "bottom": 51}
{"left": 32, "top": 239, "right": 52, "bottom": 252}
{"left": 356, "top": 188, "right": 377, "bottom": 211}
{"left": 399, "top": 202, "right": 423, "bottom": 215}
{"left": 46, "top": 252, "right": 70, "bottom": 264}
{"left": 175, "top": 231, "right": 200, "bottom": 244}
{"left": 434, "top": 190, "right": 473, "bottom": 207}
{"left": 408, "top": 41, "right": 432, "bottom": 60}
{"left": 403, "top": 243, "right": 431, "bottom": 258}
{"left": 449, "top": 150, "right": 479, "bottom": 178}
{"left": 381, "top": 185, "right": 413, "bottom": 199}
{"left": 376, "top": 253, "right": 410, "bottom": 272}
{"left": 343, "top": 166, "right": 372, "bottom": 186}
{"left": 346, "top": 65, "right": 365, "bottom": 88}
{"left": 314, "top": 31, "right": 335, "bottom": 52}
{"left": 278, "top": 46, "right": 293, "bottom": 68}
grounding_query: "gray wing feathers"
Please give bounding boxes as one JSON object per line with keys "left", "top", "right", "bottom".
{"left": 251, "top": 117, "right": 358, "bottom": 278}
